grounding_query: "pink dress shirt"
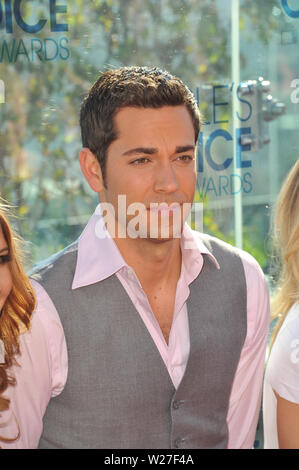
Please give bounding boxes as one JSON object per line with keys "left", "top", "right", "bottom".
{"left": 0, "top": 204, "right": 270, "bottom": 449}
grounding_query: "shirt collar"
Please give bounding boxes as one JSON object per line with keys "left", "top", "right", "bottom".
{"left": 181, "top": 222, "right": 220, "bottom": 270}
{"left": 72, "top": 203, "right": 220, "bottom": 290}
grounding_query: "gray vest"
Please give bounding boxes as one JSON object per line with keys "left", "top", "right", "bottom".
{"left": 31, "top": 233, "right": 247, "bottom": 449}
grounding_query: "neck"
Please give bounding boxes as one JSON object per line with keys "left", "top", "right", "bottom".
{"left": 114, "top": 236, "right": 182, "bottom": 289}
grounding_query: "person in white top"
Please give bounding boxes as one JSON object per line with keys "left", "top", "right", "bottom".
{"left": 263, "top": 159, "right": 299, "bottom": 449}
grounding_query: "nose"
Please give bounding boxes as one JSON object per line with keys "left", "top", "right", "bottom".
{"left": 153, "top": 161, "right": 178, "bottom": 194}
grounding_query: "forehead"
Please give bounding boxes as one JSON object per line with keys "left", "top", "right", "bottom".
{"left": 113, "top": 105, "right": 195, "bottom": 145}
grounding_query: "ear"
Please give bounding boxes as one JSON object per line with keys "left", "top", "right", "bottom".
{"left": 79, "top": 148, "right": 105, "bottom": 193}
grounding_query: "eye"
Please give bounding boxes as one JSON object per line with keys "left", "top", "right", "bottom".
{"left": 130, "top": 157, "right": 150, "bottom": 165}
{"left": 176, "top": 155, "right": 194, "bottom": 162}
{"left": 0, "top": 254, "right": 11, "bottom": 265}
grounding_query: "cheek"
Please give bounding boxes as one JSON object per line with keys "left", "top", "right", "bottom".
{"left": 177, "top": 168, "right": 196, "bottom": 191}
{"left": 0, "top": 265, "right": 13, "bottom": 302}
{"left": 106, "top": 171, "right": 150, "bottom": 204}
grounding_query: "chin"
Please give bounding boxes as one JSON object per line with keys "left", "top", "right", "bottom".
{"left": 145, "top": 228, "right": 183, "bottom": 242}
{"left": 146, "top": 236, "right": 175, "bottom": 243}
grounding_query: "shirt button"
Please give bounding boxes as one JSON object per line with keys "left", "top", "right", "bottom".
{"left": 128, "top": 269, "right": 134, "bottom": 279}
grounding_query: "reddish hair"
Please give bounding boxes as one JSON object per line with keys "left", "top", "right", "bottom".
{"left": 0, "top": 204, "right": 36, "bottom": 443}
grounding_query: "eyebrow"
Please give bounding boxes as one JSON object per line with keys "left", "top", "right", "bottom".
{"left": 122, "top": 145, "right": 195, "bottom": 157}
{"left": 175, "top": 145, "right": 196, "bottom": 154}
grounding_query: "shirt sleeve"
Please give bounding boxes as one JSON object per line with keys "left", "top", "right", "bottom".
{"left": 0, "top": 280, "right": 67, "bottom": 449}
{"left": 226, "top": 250, "right": 270, "bottom": 449}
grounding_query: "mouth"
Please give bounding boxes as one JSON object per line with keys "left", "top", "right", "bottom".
{"left": 147, "top": 202, "right": 181, "bottom": 213}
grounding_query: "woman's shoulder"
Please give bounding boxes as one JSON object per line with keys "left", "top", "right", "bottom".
{"left": 268, "top": 302, "right": 299, "bottom": 361}
{"left": 17, "top": 278, "right": 68, "bottom": 397}
{"left": 265, "top": 302, "right": 299, "bottom": 403}
{"left": 277, "top": 302, "right": 299, "bottom": 342}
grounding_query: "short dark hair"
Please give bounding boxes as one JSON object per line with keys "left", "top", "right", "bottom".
{"left": 80, "top": 66, "right": 200, "bottom": 184}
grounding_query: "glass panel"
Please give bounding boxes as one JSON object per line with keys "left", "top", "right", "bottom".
{"left": 1, "top": 0, "right": 231, "bottom": 262}
{"left": 1, "top": 0, "right": 299, "bottom": 448}
{"left": 2, "top": 0, "right": 297, "bottom": 273}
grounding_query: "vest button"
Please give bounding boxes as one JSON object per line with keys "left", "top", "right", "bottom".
{"left": 174, "top": 437, "right": 183, "bottom": 448}
{"left": 173, "top": 400, "right": 181, "bottom": 409}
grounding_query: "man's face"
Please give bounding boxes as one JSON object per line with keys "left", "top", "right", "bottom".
{"left": 0, "top": 226, "right": 12, "bottom": 312}
{"left": 101, "top": 105, "right": 197, "bottom": 240}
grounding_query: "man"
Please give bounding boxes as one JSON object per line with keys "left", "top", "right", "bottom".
{"left": 2, "top": 66, "right": 269, "bottom": 449}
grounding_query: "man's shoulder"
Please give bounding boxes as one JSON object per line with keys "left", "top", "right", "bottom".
{"left": 193, "top": 230, "right": 250, "bottom": 259}
{"left": 193, "top": 230, "right": 265, "bottom": 279}
{"left": 194, "top": 231, "right": 238, "bottom": 254}
{"left": 29, "top": 240, "right": 78, "bottom": 283}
